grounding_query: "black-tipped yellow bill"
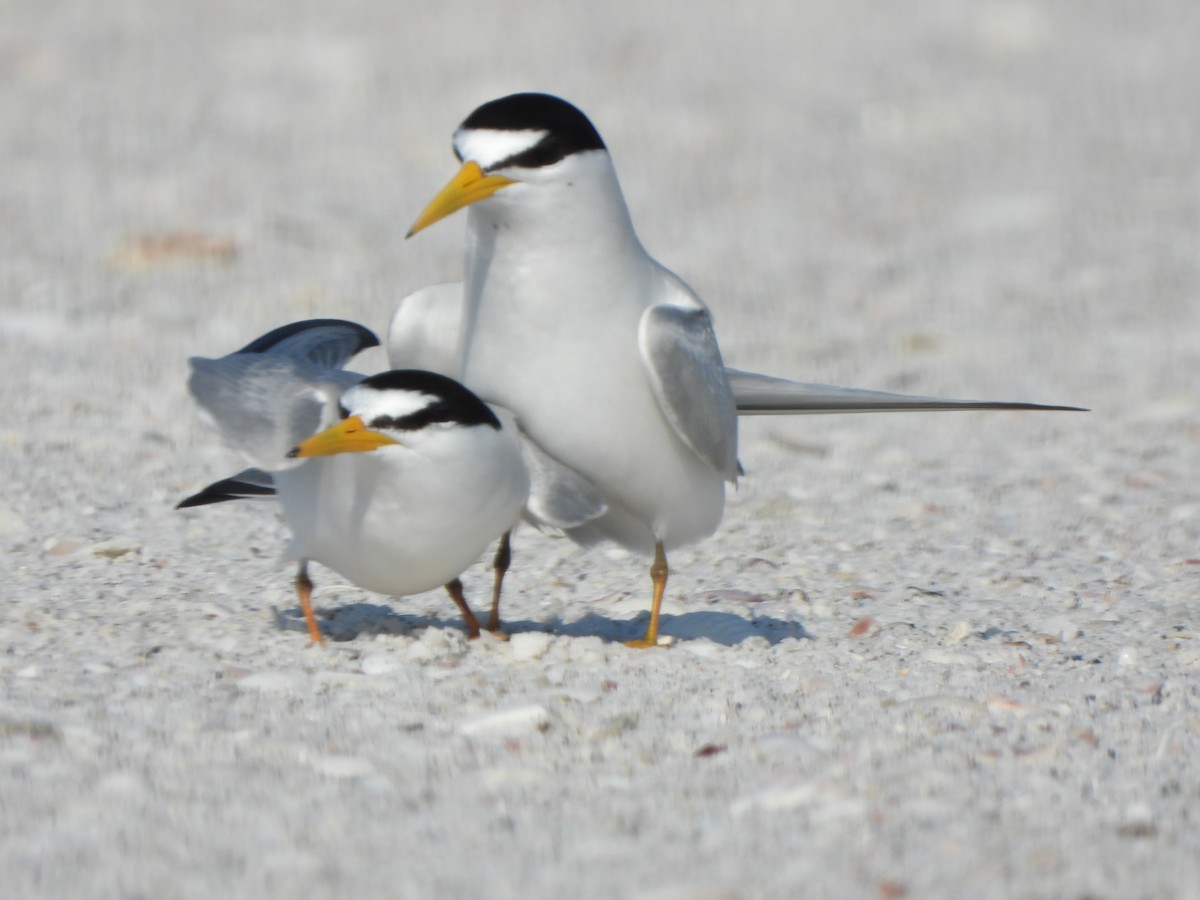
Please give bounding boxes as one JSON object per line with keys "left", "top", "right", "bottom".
{"left": 406, "top": 161, "right": 516, "bottom": 237}
{"left": 289, "top": 415, "right": 399, "bottom": 458}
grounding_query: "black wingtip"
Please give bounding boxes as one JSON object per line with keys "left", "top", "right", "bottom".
{"left": 236, "top": 319, "right": 379, "bottom": 356}
{"left": 175, "top": 475, "right": 277, "bottom": 509}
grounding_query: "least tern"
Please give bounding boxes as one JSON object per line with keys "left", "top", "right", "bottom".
{"left": 180, "top": 318, "right": 530, "bottom": 644}
{"left": 406, "top": 93, "right": 1082, "bottom": 647}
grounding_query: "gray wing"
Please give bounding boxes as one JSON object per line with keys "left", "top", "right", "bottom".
{"left": 187, "top": 354, "right": 361, "bottom": 471}
{"left": 639, "top": 301, "right": 739, "bottom": 482}
{"left": 517, "top": 431, "right": 608, "bottom": 532}
{"left": 726, "top": 368, "right": 1087, "bottom": 414}
{"left": 484, "top": 405, "right": 606, "bottom": 532}
{"left": 187, "top": 319, "right": 378, "bottom": 471}
{"left": 237, "top": 318, "right": 379, "bottom": 368}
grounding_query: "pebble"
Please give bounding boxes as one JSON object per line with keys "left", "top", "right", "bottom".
{"left": 479, "top": 765, "right": 548, "bottom": 791}
{"left": 43, "top": 536, "right": 88, "bottom": 556}
{"left": 1037, "top": 615, "right": 1082, "bottom": 643}
{"left": 731, "top": 779, "right": 865, "bottom": 822}
{"left": 309, "top": 754, "right": 376, "bottom": 779}
{"left": 459, "top": 703, "right": 551, "bottom": 737}
{"left": 730, "top": 779, "right": 821, "bottom": 817}
{"left": 406, "top": 641, "right": 436, "bottom": 664}
{"left": 237, "top": 670, "right": 310, "bottom": 694}
{"left": 680, "top": 639, "right": 723, "bottom": 659}
{"left": 89, "top": 538, "right": 142, "bottom": 559}
{"left": 360, "top": 653, "right": 401, "bottom": 675}
{"left": 423, "top": 627, "right": 465, "bottom": 653}
{"left": 509, "top": 631, "right": 553, "bottom": 661}
{"left": 0, "top": 501, "right": 28, "bottom": 537}
{"left": 921, "top": 649, "right": 977, "bottom": 667}
{"left": 567, "top": 636, "right": 607, "bottom": 663}
{"left": 405, "top": 627, "right": 467, "bottom": 663}
{"left": 588, "top": 713, "right": 639, "bottom": 741}
{"left": 1119, "top": 801, "right": 1156, "bottom": 833}
{"left": 944, "top": 620, "right": 973, "bottom": 645}
{"left": 312, "top": 671, "right": 395, "bottom": 693}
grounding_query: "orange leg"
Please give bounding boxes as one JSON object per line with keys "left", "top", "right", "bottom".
{"left": 294, "top": 560, "right": 325, "bottom": 646}
{"left": 485, "top": 530, "right": 512, "bottom": 633}
{"left": 626, "top": 540, "right": 668, "bottom": 649}
{"left": 443, "top": 578, "right": 482, "bottom": 639}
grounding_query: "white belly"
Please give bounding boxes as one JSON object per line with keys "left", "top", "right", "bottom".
{"left": 462, "top": 277, "right": 725, "bottom": 553}
{"left": 275, "top": 427, "right": 527, "bottom": 595}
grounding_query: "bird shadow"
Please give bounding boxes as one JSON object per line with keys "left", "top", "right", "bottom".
{"left": 272, "top": 601, "right": 470, "bottom": 643}
{"left": 529, "top": 609, "right": 811, "bottom": 646}
{"left": 274, "top": 600, "right": 811, "bottom": 646}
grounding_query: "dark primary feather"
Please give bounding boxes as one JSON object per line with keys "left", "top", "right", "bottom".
{"left": 235, "top": 318, "right": 378, "bottom": 369}
{"left": 176, "top": 468, "right": 275, "bottom": 508}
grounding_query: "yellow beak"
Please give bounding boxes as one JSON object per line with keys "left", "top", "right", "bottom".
{"left": 406, "top": 161, "right": 517, "bottom": 237}
{"left": 289, "top": 415, "right": 400, "bottom": 458}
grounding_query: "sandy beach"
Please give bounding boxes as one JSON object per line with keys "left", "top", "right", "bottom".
{"left": 1, "top": 2, "right": 1197, "bottom": 897}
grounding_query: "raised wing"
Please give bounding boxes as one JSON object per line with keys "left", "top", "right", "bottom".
{"left": 188, "top": 354, "right": 360, "bottom": 471}
{"left": 236, "top": 318, "right": 378, "bottom": 368}
{"left": 187, "top": 319, "right": 379, "bottom": 472}
{"left": 727, "top": 368, "right": 1086, "bottom": 414}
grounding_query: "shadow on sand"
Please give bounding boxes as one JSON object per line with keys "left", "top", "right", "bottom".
{"left": 274, "top": 601, "right": 811, "bottom": 646}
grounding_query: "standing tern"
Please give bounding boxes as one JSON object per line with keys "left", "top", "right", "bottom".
{"left": 180, "top": 319, "right": 529, "bottom": 644}
{"left": 406, "top": 92, "right": 1082, "bottom": 647}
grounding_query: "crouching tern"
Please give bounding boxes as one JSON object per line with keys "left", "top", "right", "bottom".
{"left": 179, "top": 319, "right": 529, "bottom": 644}
{"left": 405, "top": 92, "right": 1083, "bottom": 648}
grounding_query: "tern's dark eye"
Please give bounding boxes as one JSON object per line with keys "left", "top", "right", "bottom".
{"left": 337, "top": 402, "right": 351, "bottom": 419}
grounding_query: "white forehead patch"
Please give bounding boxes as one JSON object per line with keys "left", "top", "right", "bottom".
{"left": 453, "top": 127, "right": 547, "bottom": 169}
{"left": 342, "top": 383, "right": 433, "bottom": 421}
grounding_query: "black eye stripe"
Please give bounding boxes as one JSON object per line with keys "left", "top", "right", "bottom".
{"left": 365, "top": 404, "right": 494, "bottom": 432}
{"left": 487, "top": 135, "right": 569, "bottom": 172}
{"left": 351, "top": 370, "right": 501, "bottom": 432}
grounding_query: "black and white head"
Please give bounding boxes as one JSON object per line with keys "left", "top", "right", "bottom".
{"left": 407, "top": 93, "right": 623, "bottom": 236}
{"left": 290, "top": 370, "right": 501, "bottom": 459}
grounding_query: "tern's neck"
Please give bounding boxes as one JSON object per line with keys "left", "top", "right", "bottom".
{"left": 465, "top": 156, "right": 649, "bottom": 290}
